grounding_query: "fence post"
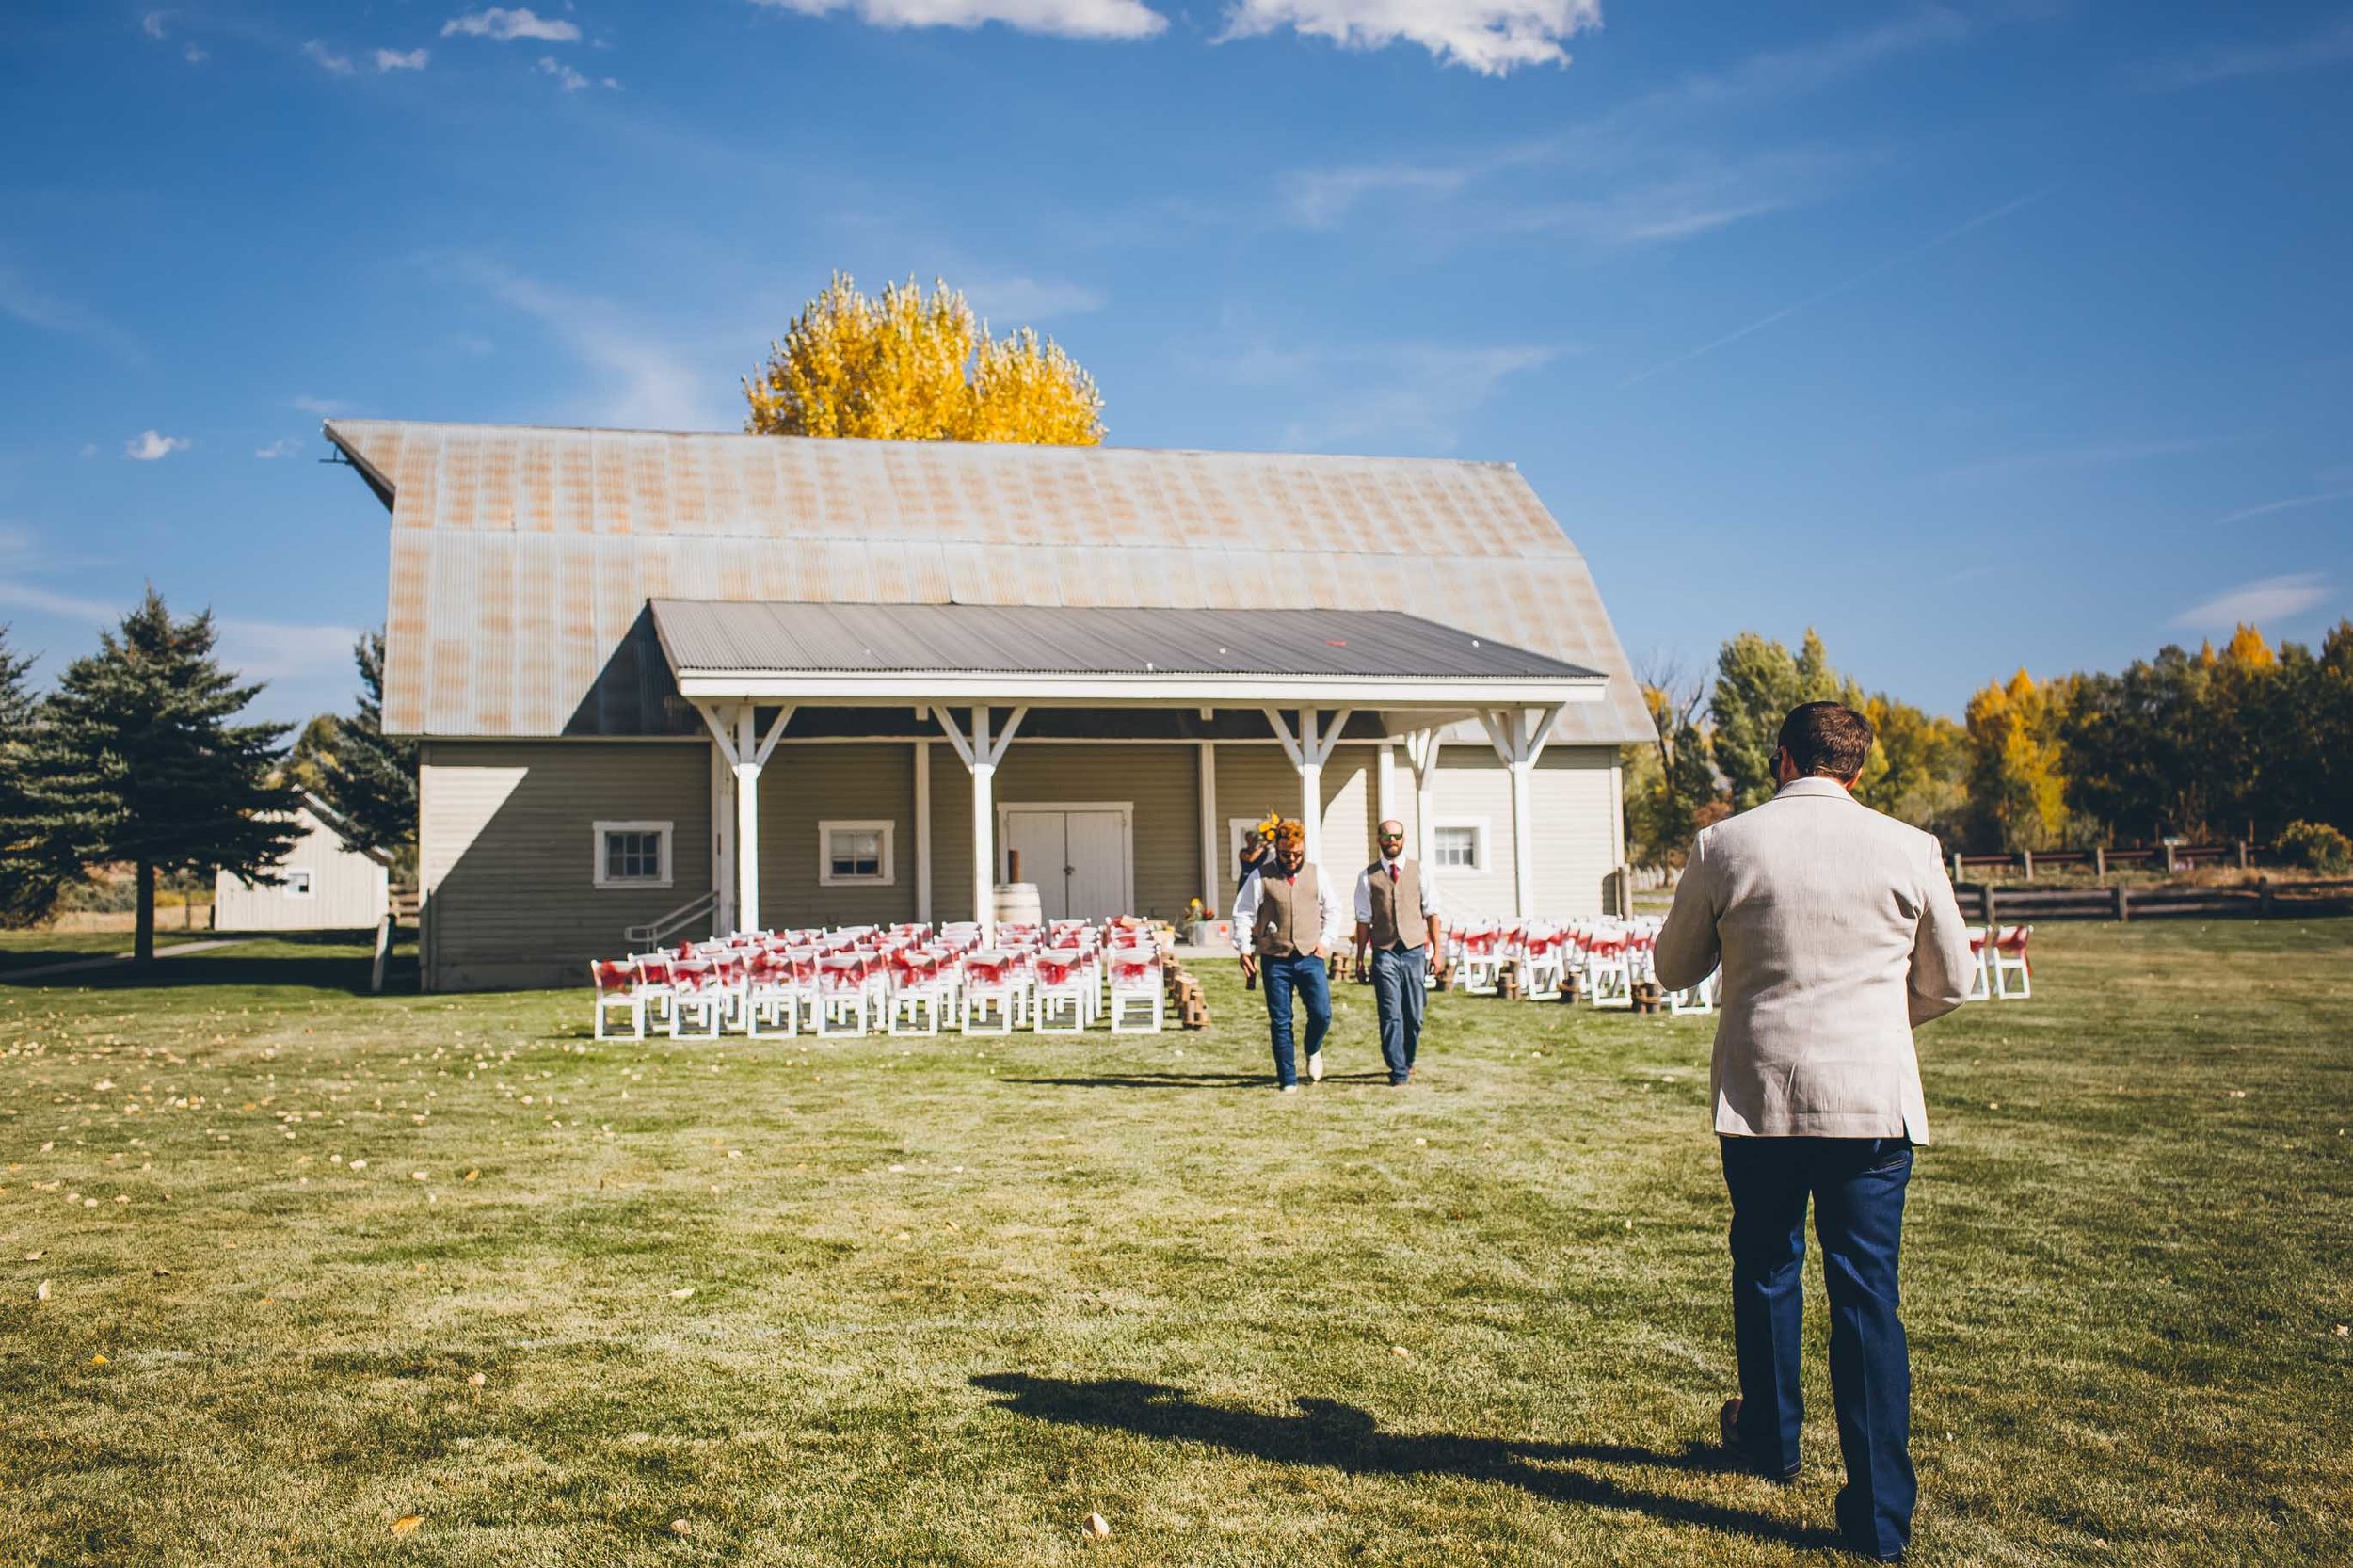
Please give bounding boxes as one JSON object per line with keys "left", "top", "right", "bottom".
{"left": 1950, "top": 850, "right": 1964, "bottom": 886}
{"left": 2257, "top": 877, "right": 2273, "bottom": 918}
{"left": 1981, "top": 885, "right": 1997, "bottom": 925}
{"left": 2021, "top": 849, "right": 2035, "bottom": 882}
{"left": 2114, "top": 885, "right": 2129, "bottom": 922}
{"left": 2092, "top": 846, "right": 2106, "bottom": 882}
{"left": 2236, "top": 840, "right": 2250, "bottom": 871}
{"left": 2163, "top": 842, "right": 2179, "bottom": 875}
{"left": 372, "top": 914, "right": 392, "bottom": 994}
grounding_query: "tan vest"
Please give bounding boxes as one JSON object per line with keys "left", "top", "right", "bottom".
{"left": 1252, "top": 864, "right": 1321, "bottom": 958}
{"left": 1365, "top": 858, "right": 1429, "bottom": 950}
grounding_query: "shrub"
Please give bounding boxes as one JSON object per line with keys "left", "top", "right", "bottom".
{"left": 2276, "top": 819, "right": 2353, "bottom": 875}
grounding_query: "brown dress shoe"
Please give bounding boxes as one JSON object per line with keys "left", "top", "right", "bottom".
{"left": 1720, "top": 1397, "right": 1801, "bottom": 1482}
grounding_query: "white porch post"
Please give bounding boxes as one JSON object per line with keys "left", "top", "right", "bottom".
{"left": 934, "top": 704, "right": 1025, "bottom": 927}
{"left": 1197, "top": 740, "right": 1218, "bottom": 913}
{"left": 1405, "top": 728, "right": 1443, "bottom": 869}
{"left": 698, "top": 702, "right": 739, "bottom": 936}
{"left": 914, "top": 738, "right": 933, "bottom": 925}
{"left": 697, "top": 700, "right": 793, "bottom": 938}
{"left": 1480, "top": 707, "right": 1561, "bottom": 920}
{"left": 1375, "top": 742, "right": 1398, "bottom": 830}
{"left": 733, "top": 707, "right": 760, "bottom": 936}
{"left": 1263, "top": 707, "right": 1352, "bottom": 869}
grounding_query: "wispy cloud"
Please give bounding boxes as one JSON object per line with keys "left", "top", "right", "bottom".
{"left": 442, "top": 8, "right": 583, "bottom": 42}
{"left": 2209, "top": 488, "right": 2353, "bottom": 528}
{"left": 1619, "top": 186, "right": 2056, "bottom": 388}
{"left": 0, "top": 262, "right": 145, "bottom": 367}
{"left": 255, "top": 438, "right": 304, "bottom": 459}
{"left": 184, "top": 43, "right": 206, "bottom": 64}
{"left": 216, "top": 618, "right": 364, "bottom": 682}
{"left": 141, "top": 11, "right": 169, "bottom": 40}
{"left": 2172, "top": 574, "right": 2331, "bottom": 632}
{"left": 303, "top": 40, "right": 356, "bottom": 75}
{"left": 2133, "top": 16, "right": 2353, "bottom": 91}
{"left": 375, "top": 47, "right": 430, "bottom": 72}
{"left": 0, "top": 580, "right": 118, "bottom": 624}
{"left": 1221, "top": 0, "right": 1600, "bottom": 76}
{"left": 124, "top": 430, "right": 190, "bottom": 461}
{"left": 752, "top": 0, "right": 1167, "bottom": 40}
{"left": 1199, "top": 337, "right": 1562, "bottom": 452}
{"left": 437, "top": 255, "right": 735, "bottom": 430}
{"left": 292, "top": 393, "right": 353, "bottom": 415}
{"left": 962, "top": 275, "right": 1106, "bottom": 323}
{"left": 536, "top": 56, "right": 618, "bottom": 91}
{"left": 1932, "top": 437, "right": 2226, "bottom": 486}
{"left": 1665, "top": 5, "right": 1968, "bottom": 108}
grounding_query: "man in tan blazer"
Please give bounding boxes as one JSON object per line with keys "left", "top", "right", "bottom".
{"left": 1655, "top": 701, "right": 1974, "bottom": 1563}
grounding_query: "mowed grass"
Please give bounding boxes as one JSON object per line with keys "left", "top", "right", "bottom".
{"left": 2, "top": 921, "right": 2348, "bottom": 1567}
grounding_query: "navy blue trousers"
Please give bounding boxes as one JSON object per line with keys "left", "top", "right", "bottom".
{"left": 1259, "top": 953, "right": 1331, "bottom": 1087}
{"left": 1721, "top": 1135, "right": 1916, "bottom": 1560}
{"left": 1369, "top": 945, "right": 1427, "bottom": 1081}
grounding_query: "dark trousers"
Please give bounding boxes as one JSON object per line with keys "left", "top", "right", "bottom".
{"left": 1720, "top": 1135, "right": 1915, "bottom": 1560}
{"left": 1260, "top": 953, "right": 1331, "bottom": 1087}
{"left": 1369, "top": 945, "right": 1427, "bottom": 1081}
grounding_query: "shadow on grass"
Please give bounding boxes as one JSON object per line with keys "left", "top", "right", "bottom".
{"left": 1005, "top": 1070, "right": 1401, "bottom": 1091}
{"left": 972, "top": 1373, "right": 1831, "bottom": 1549}
{"left": 0, "top": 929, "right": 409, "bottom": 997}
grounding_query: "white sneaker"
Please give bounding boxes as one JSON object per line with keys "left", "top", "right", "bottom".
{"left": 1278, "top": 1083, "right": 1301, "bottom": 1094}
{"left": 1307, "top": 1050, "right": 1325, "bottom": 1083}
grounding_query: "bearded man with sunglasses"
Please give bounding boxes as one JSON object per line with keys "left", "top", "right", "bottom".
{"left": 1352, "top": 819, "right": 1447, "bottom": 1087}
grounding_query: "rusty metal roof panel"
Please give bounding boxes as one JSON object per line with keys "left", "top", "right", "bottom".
{"left": 326, "top": 420, "right": 1653, "bottom": 742}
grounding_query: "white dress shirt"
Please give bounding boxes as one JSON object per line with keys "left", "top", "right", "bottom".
{"left": 1230, "top": 864, "right": 1347, "bottom": 952}
{"left": 1352, "top": 858, "right": 1443, "bottom": 925}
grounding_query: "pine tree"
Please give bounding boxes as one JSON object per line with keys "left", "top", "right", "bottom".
{"left": 0, "top": 624, "right": 63, "bottom": 926}
{"left": 22, "top": 591, "right": 301, "bottom": 960}
{"left": 316, "top": 629, "right": 417, "bottom": 865}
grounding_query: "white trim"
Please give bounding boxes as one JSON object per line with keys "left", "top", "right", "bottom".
{"left": 594, "top": 820, "right": 675, "bottom": 890}
{"left": 680, "top": 672, "right": 1606, "bottom": 706}
{"left": 818, "top": 819, "right": 896, "bottom": 887}
{"left": 1431, "top": 818, "right": 1489, "bottom": 874}
{"left": 914, "top": 739, "right": 933, "bottom": 923}
{"left": 282, "top": 866, "right": 316, "bottom": 899}
{"left": 998, "top": 801, "right": 1135, "bottom": 915}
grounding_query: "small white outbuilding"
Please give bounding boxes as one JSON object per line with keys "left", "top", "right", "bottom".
{"left": 213, "top": 792, "right": 392, "bottom": 932}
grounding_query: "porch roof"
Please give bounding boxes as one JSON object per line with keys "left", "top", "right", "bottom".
{"left": 648, "top": 600, "right": 1605, "bottom": 708}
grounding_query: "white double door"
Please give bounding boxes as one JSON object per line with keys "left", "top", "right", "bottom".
{"left": 1001, "top": 806, "right": 1131, "bottom": 921}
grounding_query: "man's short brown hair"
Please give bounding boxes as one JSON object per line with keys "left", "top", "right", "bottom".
{"left": 1778, "top": 701, "right": 1875, "bottom": 779}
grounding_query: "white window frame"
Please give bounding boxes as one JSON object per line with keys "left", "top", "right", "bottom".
{"left": 593, "top": 820, "right": 674, "bottom": 890}
{"left": 1229, "top": 817, "right": 1279, "bottom": 865}
{"left": 282, "top": 867, "right": 316, "bottom": 899}
{"left": 819, "top": 819, "right": 896, "bottom": 887}
{"left": 1432, "top": 818, "right": 1489, "bottom": 874}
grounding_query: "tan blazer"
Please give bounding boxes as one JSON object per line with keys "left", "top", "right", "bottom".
{"left": 1654, "top": 776, "right": 1974, "bottom": 1144}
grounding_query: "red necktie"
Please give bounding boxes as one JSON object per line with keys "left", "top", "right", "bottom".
{"left": 1387, "top": 862, "right": 1398, "bottom": 882}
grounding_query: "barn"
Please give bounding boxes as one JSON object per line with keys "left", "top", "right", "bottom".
{"left": 212, "top": 791, "right": 393, "bottom": 933}
{"left": 322, "top": 420, "right": 1653, "bottom": 992}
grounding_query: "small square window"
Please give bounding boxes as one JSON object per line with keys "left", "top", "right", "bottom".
{"left": 1433, "top": 824, "right": 1483, "bottom": 872}
{"left": 283, "top": 868, "right": 315, "bottom": 898}
{"left": 818, "top": 820, "right": 894, "bottom": 886}
{"left": 593, "top": 822, "right": 673, "bottom": 889}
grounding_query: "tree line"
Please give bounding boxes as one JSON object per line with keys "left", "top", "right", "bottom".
{"left": 1625, "top": 620, "right": 2353, "bottom": 867}
{"left": 0, "top": 596, "right": 414, "bottom": 958}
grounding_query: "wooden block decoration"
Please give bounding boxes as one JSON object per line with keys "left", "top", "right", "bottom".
{"left": 1498, "top": 965, "right": 1522, "bottom": 1000}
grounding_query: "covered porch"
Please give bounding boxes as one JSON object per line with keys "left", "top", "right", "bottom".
{"left": 653, "top": 600, "right": 1609, "bottom": 936}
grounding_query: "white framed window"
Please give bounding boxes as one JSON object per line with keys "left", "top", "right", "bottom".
{"left": 282, "top": 867, "right": 315, "bottom": 899}
{"left": 1433, "top": 820, "right": 1487, "bottom": 872}
{"left": 593, "top": 821, "right": 673, "bottom": 889}
{"left": 820, "top": 819, "right": 895, "bottom": 886}
{"left": 1229, "top": 817, "right": 1277, "bottom": 864}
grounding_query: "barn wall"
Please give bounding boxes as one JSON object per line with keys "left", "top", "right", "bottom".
{"left": 213, "top": 809, "right": 388, "bottom": 932}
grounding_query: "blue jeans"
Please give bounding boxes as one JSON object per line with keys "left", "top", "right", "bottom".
{"left": 1259, "top": 953, "right": 1332, "bottom": 1087}
{"left": 1369, "top": 945, "right": 1427, "bottom": 1081}
{"left": 1721, "top": 1135, "right": 1915, "bottom": 1560}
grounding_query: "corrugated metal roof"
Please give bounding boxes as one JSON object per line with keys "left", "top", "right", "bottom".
{"left": 649, "top": 600, "right": 1600, "bottom": 681}
{"left": 328, "top": 419, "right": 1655, "bottom": 743}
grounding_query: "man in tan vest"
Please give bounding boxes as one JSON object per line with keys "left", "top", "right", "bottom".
{"left": 1352, "top": 819, "right": 1447, "bottom": 1086}
{"left": 1230, "top": 818, "right": 1344, "bottom": 1091}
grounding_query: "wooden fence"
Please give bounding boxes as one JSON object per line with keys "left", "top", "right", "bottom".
{"left": 1954, "top": 877, "right": 2353, "bottom": 923}
{"left": 1950, "top": 842, "right": 2252, "bottom": 882}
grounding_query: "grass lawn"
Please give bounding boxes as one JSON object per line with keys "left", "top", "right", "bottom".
{"left": 3, "top": 920, "right": 2348, "bottom": 1566}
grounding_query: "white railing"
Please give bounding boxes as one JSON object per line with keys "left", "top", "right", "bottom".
{"left": 625, "top": 890, "right": 717, "bottom": 950}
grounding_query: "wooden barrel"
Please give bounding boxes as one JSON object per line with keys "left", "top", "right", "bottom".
{"left": 992, "top": 882, "right": 1042, "bottom": 927}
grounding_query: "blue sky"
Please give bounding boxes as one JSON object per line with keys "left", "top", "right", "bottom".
{"left": 3, "top": 1, "right": 2349, "bottom": 725}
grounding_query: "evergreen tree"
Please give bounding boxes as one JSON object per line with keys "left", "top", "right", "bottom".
{"left": 0, "top": 624, "right": 64, "bottom": 926}
{"left": 316, "top": 629, "right": 417, "bottom": 864}
{"left": 1710, "top": 629, "right": 1869, "bottom": 809}
{"left": 22, "top": 591, "right": 300, "bottom": 960}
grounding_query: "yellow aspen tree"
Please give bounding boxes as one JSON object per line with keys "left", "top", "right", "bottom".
{"left": 744, "top": 275, "right": 1102, "bottom": 445}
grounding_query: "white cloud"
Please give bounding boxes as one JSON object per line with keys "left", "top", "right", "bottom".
{"left": 2135, "top": 18, "right": 2353, "bottom": 91}
{"left": 0, "top": 580, "right": 119, "bottom": 624}
{"left": 303, "top": 40, "right": 356, "bottom": 75}
{"left": 184, "top": 43, "right": 207, "bottom": 64}
{"left": 1222, "top": 0, "right": 1600, "bottom": 75}
{"left": 442, "top": 8, "right": 584, "bottom": 43}
{"left": 376, "top": 47, "right": 431, "bottom": 72}
{"left": 255, "top": 438, "right": 303, "bottom": 459}
{"left": 536, "top": 56, "right": 618, "bottom": 90}
{"left": 752, "top": 0, "right": 1167, "bottom": 42}
{"left": 1199, "top": 337, "right": 1561, "bottom": 451}
{"left": 142, "top": 11, "right": 168, "bottom": 40}
{"left": 292, "top": 393, "right": 353, "bottom": 415}
{"left": 0, "top": 263, "right": 145, "bottom": 366}
{"left": 2210, "top": 488, "right": 2353, "bottom": 528}
{"left": 216, "top": 618, "right": 364, "bottom": 682}
{"left": 124, "top": 430, "right": 190, "bottom": 461}
{"left": 1932, "top": 437, "right": 2224, "bottom": 486}
{"left": 2172, "top": 574, "right": 2331, "bottom": 632}
{"left": 961, "top": 275, "right": 1106, "bottom": 322}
